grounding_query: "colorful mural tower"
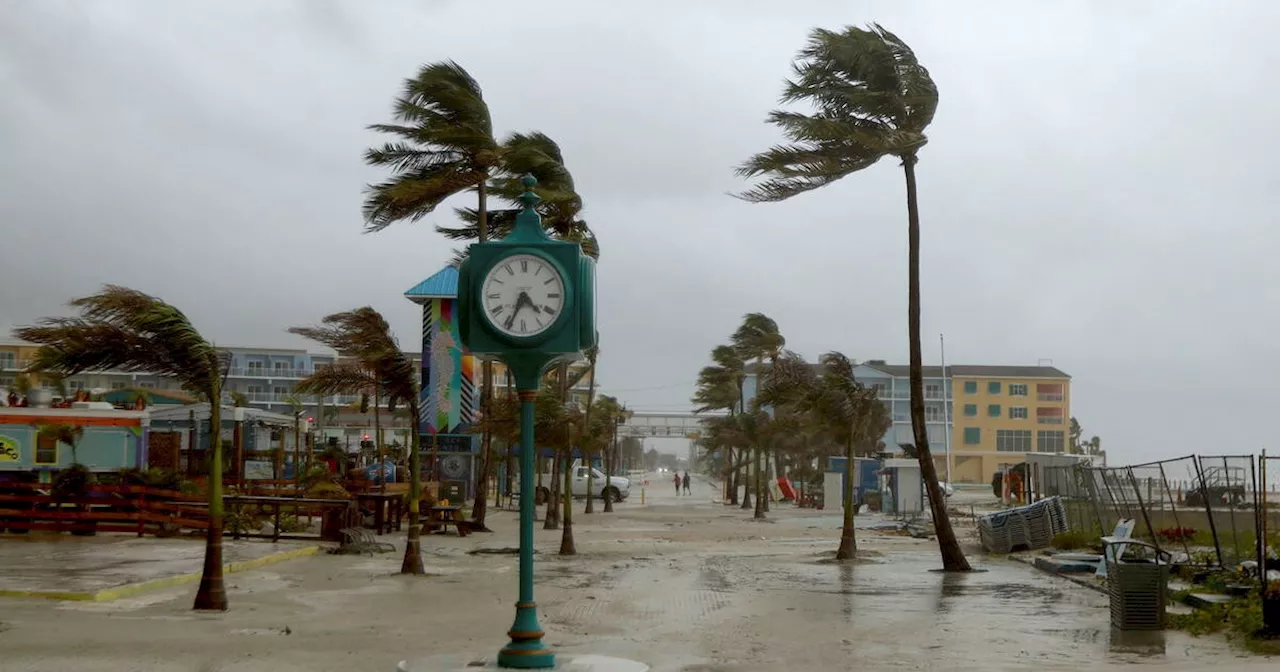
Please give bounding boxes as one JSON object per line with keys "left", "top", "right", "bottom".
{"left": 405, "top": 265, "right": 481, "bottom": 486}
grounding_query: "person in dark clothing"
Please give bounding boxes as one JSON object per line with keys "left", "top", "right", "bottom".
{"left": 682, "top": 472, "right": 691, "bottom": 495}
{"left": 673, "top": 472, "right": 682, "bottom": 495}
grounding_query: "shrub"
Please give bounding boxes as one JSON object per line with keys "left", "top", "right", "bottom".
{"left": 52, "top": 464, "right": 93, "bottom": 501}
{"left": 1051, "top": 529, "right": 1097, "bottom": 551}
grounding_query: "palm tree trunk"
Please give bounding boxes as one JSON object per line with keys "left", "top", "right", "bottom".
{"left": 582, "top": 352, "right": 598, "bottom": 515}
{"left": 194, "top": 396, "right": 227, "bottom": 610}
{"left": 543, "top": 451, "right": 560, "bottom": 530}
{"left": 401, "top": 400, "right": 425, "bottom": 574}
{"left": 293, "top": 414, "right": 301, "bottom": 492}
{"left": 559, "top": 447, "right": 576, "bottom": 555}
{"left": 372, "top": 389, "right": 382, "bottom": 479}
{"left": 903, "top": 154, "right": 971, "bottom": 572}
{"left": 471, "top": 177, "right": 494, "bottom": 530}
{"left": 836, "top": 435, "right": 857, "bottom": 560}
{"left": 753, "top": 444, "right": 766, "bottom": 519}
{"left": 739, "top": 448, "right": 752, "bottom": 510}
{"left": 584, "top": 450, "right": 595, "bottom": 514}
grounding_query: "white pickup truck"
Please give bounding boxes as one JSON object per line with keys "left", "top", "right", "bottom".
{"left": 516, "top": 461, "right": 631, "bottom": 503}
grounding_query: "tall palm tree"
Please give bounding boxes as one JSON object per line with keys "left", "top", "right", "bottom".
{"left": 737, "top": 25, "right": 970, "bottom": 572}
{"left": 289, "top": 308, "right": 425, "bottom": 574}
{"left": 364, "top": 60, "right": 501, "bottom": 531}
{"left": 442, "top": 134, "right": 594, "bottom": 531}
{"left": 14, "top": 286, "right": 234, "bottom": 609}
{"left": 732, "top": 314, "right": 784, "bottom": 519}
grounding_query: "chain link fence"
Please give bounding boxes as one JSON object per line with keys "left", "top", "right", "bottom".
{"left": 1037, "top": 453, "right": 1278, "bottom": 569}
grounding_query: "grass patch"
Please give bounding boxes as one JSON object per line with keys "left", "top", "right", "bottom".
{"left": 1168, "top": 589, "right": 1280, "bottom": 654}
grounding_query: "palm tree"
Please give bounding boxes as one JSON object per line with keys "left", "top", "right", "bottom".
{"left": 771, "top": 352, "right": 891, "bottom": 559}
{"left": 737, "top": 25, "right": 971, "bottom": 571}
{"left": 34, "top": 423, "right": 84, "bottom": 464}
{"left": 693, "top": 344, "right": 746, "bottom": 504}
{"left": 365, "top": 60, "right": 501, "bottom": 531}
{"left": 289, "top": 308, "right": 425, "bottom": 574}
{"left": 732, "top": 314, "right": 785, "bottom": 519}
{"left": 14, "top": 285, "right": 234, "bottom": 609}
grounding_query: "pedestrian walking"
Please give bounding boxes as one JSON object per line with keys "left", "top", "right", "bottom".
{"left": 682, "top": 471, "right": 691, "bottom": 495}
{"left": 673, "top": 472, "right": 682, "bottom": 496}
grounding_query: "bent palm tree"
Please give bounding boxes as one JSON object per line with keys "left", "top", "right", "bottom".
{"left": 15, "top": 286, "right": 233, "bottom": 609}
{"left": 290, "top": 308, "right": 425, "bottom": 574}
{"left": 738, "top": 24, "right": 971, "bottom": 571}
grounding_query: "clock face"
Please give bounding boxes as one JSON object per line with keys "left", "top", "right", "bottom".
{"left": 481, "top": 253, "right": 565, "bottom": 338}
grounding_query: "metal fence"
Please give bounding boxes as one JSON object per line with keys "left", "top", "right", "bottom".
{"left": 1035, "top": 453, "right": 1280, "bottom": 569}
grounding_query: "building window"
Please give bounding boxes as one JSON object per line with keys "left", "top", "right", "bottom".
{"left": 963, "top": 404, "right": 977, "bottom": 417}
{"left": 987, "top": 404, "right": 1001, "bottom": 418}
{"left": 988, "top": 381, "right": 1001, "bottom": 394}
{"left": 963, "top": 381, "right": 977, "bottom": 394}
{"left": 69, "top": 380, "right": 86, "bottom": 391}
{"left": 246, "top": 361, "right": 265, "bottom": 375}
{"left": 0, "top": 376, "right": 12, "bottom": 388}
{"left": 1037, "top": 383, "right": 1064, "bottom": 402}
{"left": 1037, "top": 430, "right": 1065, "bottom": 453}
{"left": 0, "top": 353, "right": 15, "bottom": 369}
{"left": 273, "top": 386, "right": 289, "bottom": 400}
{"left": 248, "top": 385, "right": 263, "bottom": 400}
{"left": 1009, "top": 384, "right": 1028, "bottom": 396}
{"left": 110, "top": 382, "right": 126, "bottom": 390}
{"left": 139, "top": 381, "right": 156, "bottom": 389}
{"left": 963, "top": 428, "right": 981, "bottom": 445}
{"left": 996, "top": 429, "right": 1032, "bottom": 452}
{"left": 925, "top": 383, "right": 941, "bottom": 399}
{"left": 273, "top": 362, "right": 293, "bottom": 376}
{"left": 926, "top": 405, "right": 942, "bottom": 421}
{"left": 868, "top": 382, "right": 888, "bottom": 397}
{"left": 1010, "top": 406, "right": 1028, "bottom": 419}
{"left": 35, "top": 434, "right": 58, "bottom": 464}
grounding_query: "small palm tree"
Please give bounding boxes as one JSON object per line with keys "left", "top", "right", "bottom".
{"left": 732, "top": 314, "right": 785, "bottom": 519}
{"left": 35, "top": 423, "right": 84, "bottom": 464}
{"left": 289, "top": 308, "right": 425, "bottom": 574}
{"left": 693, "top": 344, "right": 746, "bottom": 503}
{"left": 738, "top": 25, "right": 970, "bottom": 572}
{"left": 15, "top": 285, "right": 233, "bottom": 609}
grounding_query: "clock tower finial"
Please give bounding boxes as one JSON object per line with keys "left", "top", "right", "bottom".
{"left": 518, "top": 173, "right": 540, "bottom": 210}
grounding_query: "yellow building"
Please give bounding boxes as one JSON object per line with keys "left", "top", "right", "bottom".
{"left": 0, "top": 341, "right": 42, "bottom": 393}
{"left": 947, "top": 365, "right": 1071, "bottom": 485}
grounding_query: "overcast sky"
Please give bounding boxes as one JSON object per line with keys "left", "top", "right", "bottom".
{"left": 3, "top": 1, "right": 1278, "bottom": 464}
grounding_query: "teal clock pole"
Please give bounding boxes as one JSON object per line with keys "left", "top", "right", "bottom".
{"left": 456, "top": 175, "right": 596, "bottom": 670}
{"left": 499, "top": 359, "right": 555, "bottom": 668}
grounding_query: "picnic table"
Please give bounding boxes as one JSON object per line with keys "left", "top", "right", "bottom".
{"left": 426, "top": 505, "right": 469, "bottom": 537}
{"left": 356, "top": 491, "right": 403, "bottom": 535}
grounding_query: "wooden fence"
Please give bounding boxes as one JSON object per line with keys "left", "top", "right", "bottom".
{"left": 0, "top": 483, "right": 209, "bottom": 536}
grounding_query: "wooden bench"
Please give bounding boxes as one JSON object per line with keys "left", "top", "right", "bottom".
{"left": 425, "top": 505, "right": 469, "bottom": 537}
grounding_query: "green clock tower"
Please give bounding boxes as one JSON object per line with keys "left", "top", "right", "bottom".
{"left": 457, "top": 174, "right": 597, "bottom": 669}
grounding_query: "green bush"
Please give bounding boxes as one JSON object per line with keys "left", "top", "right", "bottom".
{"left": 52, "top": 464, "right": 93, "bottom": 501}
{"left": 1051, "top": 529, "right": 1097, "bottom": 551}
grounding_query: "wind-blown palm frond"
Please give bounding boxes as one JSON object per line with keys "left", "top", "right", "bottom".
{"left": 736, "top": 23, "right": 938, "bottom": 203}
{"left": 293, "top": 362, "right": 376, "bottom": 398}
{"left": 363, "top": 61, "right": 500, "bottom": 232}
{"left": 16, "top": 286, "right": 224, "bottom": 395}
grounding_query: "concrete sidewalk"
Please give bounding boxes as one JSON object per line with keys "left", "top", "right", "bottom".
{"left": 0, "top": 534, "right": 319, "bottom": 601}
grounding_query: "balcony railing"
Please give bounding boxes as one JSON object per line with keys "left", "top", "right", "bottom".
{"left": 1037, "top": 416, "right": 1064, "bottom": 425}
{"left": 1037, "top": 393, "right": 1064, "bottom": 402}
{"left": 229, "top": 367, "right": 313, "bottom": 379}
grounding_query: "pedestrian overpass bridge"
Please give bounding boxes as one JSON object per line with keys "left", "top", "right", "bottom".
{"left": 618, "top": 410, "right": 727, "bottom": 439}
